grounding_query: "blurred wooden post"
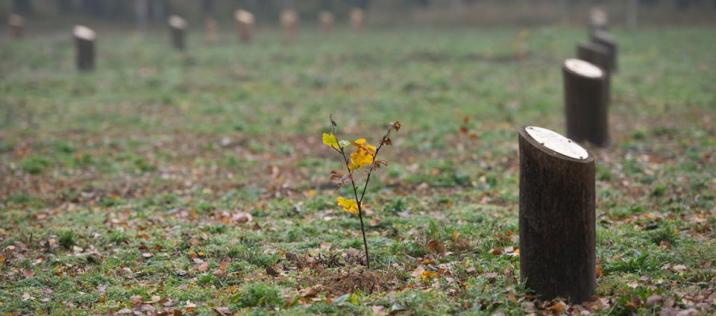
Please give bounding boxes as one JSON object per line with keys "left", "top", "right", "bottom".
{"left": 281, "top": 9, "right": 298, "bottom": 43}
{"left": 350, "top": 8, "right": 364, "bottom": 31}
{"left": 74, "top": 25, "right": 96, "bottom": 72}
{"left": 234, "top": 9, "right": 254, "bottom": 43}
{"left": 168, "top": 15, "right": 187, "bottom": 51}
{"left": 563, "top": 59, "right": 609, "bottom": 147}
{"left": 577, "top": 42, "right": 612, "bottom": 105}
{"left": 590, "top": 30, "right": 618, "bottom": 72}
{"left": 518, "top": 125, "right": 596, "bottom": 303}
{"left": 319, "top": 11, "right": 334, "bottom": 33}
{"left": 205, "top": 17, "right": 217, "bottom": 44}
{"left": 588, "top": 7, "right": 608, "bottom": 33}
{"left": 8, "top": 14, "right": 25, "bottom": 39}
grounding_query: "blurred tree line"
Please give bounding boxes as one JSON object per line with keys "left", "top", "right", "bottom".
{"left": 6, "top": 0, "right": 716, "bottom": 22}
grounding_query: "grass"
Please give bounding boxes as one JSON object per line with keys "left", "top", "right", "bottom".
{"left": 0, "top": 25, "right": 715, "bottom": 315}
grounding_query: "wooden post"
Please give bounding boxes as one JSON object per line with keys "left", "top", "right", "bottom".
{"left": 350, "top": 8, "right": 364, "bottom": 31}
{"left": 588, "top": 7, "right": 608, "bottom": 33}
{"left": 577, "top": 42, "right": 612, "bottom": 106}
{"left": 563, "top": 58, "right": 608, "bottom": 147}
{"left": 205, "top": 17, "right": 217, "bottom": 44}
{"left": 73, "top": 25, "right": 96, "bottom": 72}
{"left": 168, "top": 15, "right": 187, "bottom": 51}
{"left": 319, "top": 11, "right": 334, "bottom": 33}
{"left": 590, "top": 30, "right": 618, "bottom": 72}
{"left": 518, "top": 125, "right": 596, "bottom": 303}
{"left": 281, "top": 9, "right": 298, "bottom": 43}
{"left": 8, "top": 14, "right": 25, "bottom": 39}
{"left": 234, "top": 9, "right": 254, "bottom": 44}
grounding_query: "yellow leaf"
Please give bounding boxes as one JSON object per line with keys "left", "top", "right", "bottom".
{"left": 336, "top": 196, "right": 358, "bottom": 215}
{"left": 348, "top": 138, "right": 376, "bottom": 170}
{"left": 420, "top": 270, "right": 439, "bottom": 281}
{"left": 322, "top": 133, "right": 340, "bottom": 150}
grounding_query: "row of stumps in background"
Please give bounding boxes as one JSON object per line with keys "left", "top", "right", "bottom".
{"left": 520, "top": 11, "right": 618, "bottom": 303}
{"left": 7, "top": 8, "right": 365, "bottom": 71}
{"left": 16, "top": 5, "right": 621, "bottom": 304}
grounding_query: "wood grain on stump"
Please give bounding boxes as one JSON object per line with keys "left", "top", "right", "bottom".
{"left": 234, "top": 9, "right": 254, "bottom": 43}
{"left": 169, "top": 15, "right": 187, "bottom": 51}
{"left": 518, "top": 126, "right": 596, "bottom": 303}
{"left": 590, "top": 30, "right": 617, "bottom": 72}
{"left": 73, "top": 25, "right": 96, "bottom": 72}
{"left": 563, "top": 58, "right": 609, "bottom": 147}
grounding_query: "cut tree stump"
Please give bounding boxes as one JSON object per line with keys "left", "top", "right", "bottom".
{"left": 590, "top": 30, "right": 618, "bottom": 72}
{"left": 350, "top": 8, "right": 364, "bottom": 31}
{"left": 281, "top": 10, "right": 298, "bottom": 43}
{"left": 73, "top": 25, "right": 96, "bottom": 72}
{"left": 518, "top": 125, "right": 596, "bottom": 303}
{"left": 234, "top": 9, "right": 254, "bottom": 43}
{"left": 563, "top": 58, "right": 609, "bottom": 147}
{"left": 319, "top": 11, "right": 334, "bottom": 33}
{"left": 8, "top": 14, "right": 25, "bottom": 39}
{"left": 588, "top": 7, "right": 608, "bottom": 33}
{"left": 169, "top": 15, "right": 187, "bottom": 51}
{"left": 205, "top": 17, "right": 217, "bottom": 44}
{"left": 577, "top": 42, "right": 612, "bottom": 105}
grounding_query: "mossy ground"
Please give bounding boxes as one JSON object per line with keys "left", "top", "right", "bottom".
{"left": 1, "top": 26, "right": 715, "bottom": 315}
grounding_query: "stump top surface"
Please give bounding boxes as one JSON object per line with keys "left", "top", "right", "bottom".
{"left": 525, "top": 126, "right": 589, "bottom": 160}
{"left": 564, "top": 58, "right": 603, "bottom": 79}
{"left": 169, "top": 15, "right": 187, "bottom": 29}
{"left": 73, "top": 25, "right": 95, "bottom": 40}
{"left": 235, "top": 10, "right": 255, "bottom": 24}
{"left": 281, "top": 10, "right": 298, "bottom": 24}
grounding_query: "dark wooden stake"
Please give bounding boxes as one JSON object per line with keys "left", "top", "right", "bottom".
{"left": 8, "top": 14, "right": 25, "bottom": 39}
{"left": 169, "top": 15, "right": 187, "bottom": 51}
{"left": 563, "top": 58, "right": 609, "bottom": 147}
{"left": 74, "top": 25, "right": 96, "bottom": 72}
{"left": 577, "top": 42, "right": 612, "bottom": 105}
{"left": 590, "top": 30, "right": 618, "bottom": 72}
{"left": 234, "top": 9, "right": 254, "bottom": 43}
{"left": 518, "top": 125, "right": 596, "bottom": 304}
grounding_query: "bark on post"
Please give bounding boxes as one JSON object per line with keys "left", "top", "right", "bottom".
{"left": 577, "top": 42, "right": 612, "bottom": 105}
{"left": 8, "top": 14, "right": 25, "bottom": 39}
{"left": 590, "top": 30, "right": 618, "bottom": 72}
{"left": 563, "top": 59, "right": 608, "bottom": 147}
{"left": 350, "top": 8, "right": 364, "bottom": 31}
{"left": 73, "top": 25, "right": 96, "bottom": 72}
{"left": 281, "top": 9, "right": 298, "bottom": 43}
{"left": 234, "top": 9, "right": 254, "bottom": 44}
{"left": 518, "top": 125, "right": 596, "bottom": 303}
{"left": 168, "top": 15, "right": 187, "bottom": 51}
{"left": 319, "top": 11, "right": 334, "bottom": 33}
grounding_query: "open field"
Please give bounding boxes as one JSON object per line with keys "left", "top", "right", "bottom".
{"left": 1, "top": 26, "right": 715, "bottom": 315}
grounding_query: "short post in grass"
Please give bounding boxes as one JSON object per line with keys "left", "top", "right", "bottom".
{"left": 8, "top": 14, "right": 25, "bottom": 39}
{"left": 577, "top": 42, "right": 612, "bottom": 104}
{"left": 205, "top": 17, "right": 217, "bottom": 44}
{"left": 350, "top": 8, "right": 365, "bottom": 32}
{"left": 590, "top": 30, "right": 618, "bottom": 72}
{"left": 73, "top": 25, "right": 96, "bottom": 72}
{"left": 281, "top": 9, "right": 298, "bottom": 43}
{"left": 169, "top": 15, "right": 187, "bottom": 51}
{"left": 518, "top": 125, "right": 596, "bottom": 303}
{"left": 588, "top": 7, "right": 608, "bottom": 33}
{"left": 319, "top": 11, "right": 334, "bottom": 33}
{"left": 234, "top": 9, "right": 254, "bottom": 43}
{"left": 563, "top": 58, "right": 609, "bottom": 147}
